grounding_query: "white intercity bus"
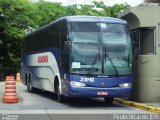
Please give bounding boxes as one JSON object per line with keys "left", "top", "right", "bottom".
{"left": 21, "top": 16, "right": 132, "bottom": 105}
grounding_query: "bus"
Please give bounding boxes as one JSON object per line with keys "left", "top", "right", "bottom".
{"left": 21, "top": 16, "right": 132, "bottom": 105}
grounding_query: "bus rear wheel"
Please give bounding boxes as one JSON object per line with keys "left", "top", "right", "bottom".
{"left": 27, "top": 79, "right": 36, "bottom": 93}
{"left": 104, "top": 97, "right": 114, "bottom": 106}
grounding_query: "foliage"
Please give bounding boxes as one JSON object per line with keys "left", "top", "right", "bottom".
{"left": 0, "top": 0, "right": 37, "bottom": 78}
{"left": 106, "top": 3, "right": 129, "bottom": 17}
{"left": 64, "top": 6, "right": 79, "bottom": 16}
{"left": 34, "top": 1, "right": 66, "bottom": 26}
{"left": 0, "top": 0, "right": 129, "bottom": 79}
{"left": 93, "top": 1, "right": 105, "bottom": 8}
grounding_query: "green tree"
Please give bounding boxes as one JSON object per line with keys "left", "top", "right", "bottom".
{"left": 0, "top": 0, "right": 37, "bottom": 78}
{"left": 74, "top": 1, "right": 129, "bottom": 18}
{"left": 35, "top": 1, "right": 66, "bottom": 26}
{"left": 92, "top": 1, "right": 105, "bottom": 8}
{"left": 105, "top": 3, "right": 129, "bottom": 17}
{"left": 64, "top": 6, "right": 78, "bottom": 16}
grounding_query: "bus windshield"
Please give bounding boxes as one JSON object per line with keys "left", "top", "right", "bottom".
{"left": 69, "top": 22, "right": 132, "bottom": 76}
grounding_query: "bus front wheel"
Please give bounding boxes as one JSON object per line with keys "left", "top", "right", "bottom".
{"left": 57, "top": 85, "right": 65, "bottom": 103}
{"left": 104, "top": 97, "right": 114, "bottom": 106}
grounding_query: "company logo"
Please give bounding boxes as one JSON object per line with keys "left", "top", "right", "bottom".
{"left": 38, "top": 56, "right": 48, "bottom": 63}
{"left": 101, "top": 81, "right": 106, "bottom": 86}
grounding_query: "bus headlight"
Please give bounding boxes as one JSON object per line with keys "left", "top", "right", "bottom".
{"left": 119, "top": 83, "right": 132, "bottom": 87}
{"left": 70, "top": 81, "right": 86, "bottom": 87}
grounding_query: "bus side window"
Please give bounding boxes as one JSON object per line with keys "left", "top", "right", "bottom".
{"left": 60, "top": 21, "right": 69, "bottom": 72}
{"left": 49, "top": 24, "right": 60, "bottom": 48}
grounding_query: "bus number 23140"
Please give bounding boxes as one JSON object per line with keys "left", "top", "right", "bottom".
{"left": 80, "top": 78, "right": 95, "bottom": 82}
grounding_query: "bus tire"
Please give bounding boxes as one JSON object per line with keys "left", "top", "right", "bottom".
{"left": 57, "top": 85, "right": 65, "bottom": 103}
{"left": 27, "top": 78, "right": 36, "bottom": 93}
{"left": 104, "top": 97, "right": 114, "bottom": 106}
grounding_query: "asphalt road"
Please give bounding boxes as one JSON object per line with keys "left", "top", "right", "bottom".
{"left": 0, "top": 82, "right": 155, "bottom": 120}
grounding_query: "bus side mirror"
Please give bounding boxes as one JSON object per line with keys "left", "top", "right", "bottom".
{"left": 65, "top": 41, "right": 72, "bottom": 47}
{"left": 64, "top": 41, "right": 72, "bottom": 53}
{"left": 131, "top": 41, "right": 138, "bottom": 47}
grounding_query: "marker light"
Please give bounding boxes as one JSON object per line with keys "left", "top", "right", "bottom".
{"left": 119, "top": 83, "right": 132, "bottom": 88}
{"left": 70, "top": 81, "right": 86, "bottom": 87}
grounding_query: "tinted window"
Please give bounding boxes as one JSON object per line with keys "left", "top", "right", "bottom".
{"left": 23, "top": 23, "right": 61, "bottom": 53}
{"left": 131, "top": 28, "right": 155, "bottom": 55}
{"left": 71, "top": 22, "right": 100, "bottom": 32}
{"left": 60, "top": 21, "right": 69, "bottom": 72}
{"left": 140, "top": 28, "right": 154, "bottom": 54}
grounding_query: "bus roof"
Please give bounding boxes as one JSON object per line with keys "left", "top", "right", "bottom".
{"left": 62, "top": 16, "right": 127, "bottom": 24}
{"left": 24, "top": 16, "right": 127, "bottom": 38}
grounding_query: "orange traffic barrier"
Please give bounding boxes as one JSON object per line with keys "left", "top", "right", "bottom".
{"left": 16, "top": 73, "right": 21, "bottom": 83}
{"left": 3, "top": 76, "right": 18, "bottom": 103}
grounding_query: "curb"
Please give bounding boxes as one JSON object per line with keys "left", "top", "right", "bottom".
{"left": 114, "top": 98, "right": 160, "bottom": 113}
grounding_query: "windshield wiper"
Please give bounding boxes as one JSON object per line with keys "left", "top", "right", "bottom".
{"left": 87, "top": 52, "right": 100, "bottom": 75}
{"left": 104, "top": 45, "right": 119, "bottom": 77}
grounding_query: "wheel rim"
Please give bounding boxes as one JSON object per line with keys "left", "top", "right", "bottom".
{"left": 57, "top": 85, "right": 64, "bottom": 102}
{"left": 27, "top": 80, "right": 32, "bottom": 92}
{"left": 57, "top": 86, "right": 61, "bottom": 101}
{"left": 27, "top": 80, "right": 30, "bottom": 91}
{"left": 29, "top": 82, "right": 32, "bottom": 91}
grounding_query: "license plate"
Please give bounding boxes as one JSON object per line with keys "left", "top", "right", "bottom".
{"left": 97, "top": 91, "right": 108, "bottom": 95}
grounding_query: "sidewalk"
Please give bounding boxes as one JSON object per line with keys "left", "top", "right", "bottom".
{"left": 114, "top": 98, "right": 160, "bottom": 113}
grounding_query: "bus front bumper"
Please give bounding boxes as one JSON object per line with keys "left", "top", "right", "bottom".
{"left": 65, "top": 86, "right": 132, "bottom": 98}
